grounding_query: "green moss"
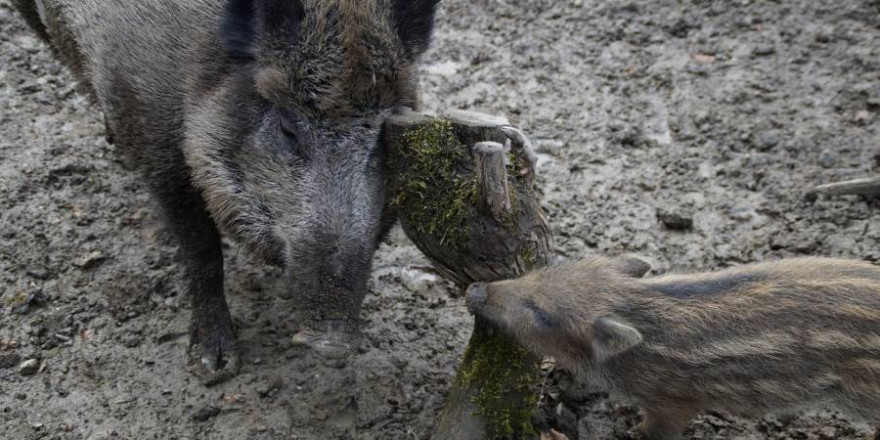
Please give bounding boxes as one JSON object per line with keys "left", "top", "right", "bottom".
{"left": 389, "top": 120, "right": 476, "bottom": 252}
{"left": 519, "top": 243, "right": 538, "bottom": 270}
{"left": 458, "top": 321, "right": 540, "bottom": 439}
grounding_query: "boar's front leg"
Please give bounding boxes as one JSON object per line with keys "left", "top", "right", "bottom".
{"left": 152, "top": 175, "right": 239, "bottom": 385}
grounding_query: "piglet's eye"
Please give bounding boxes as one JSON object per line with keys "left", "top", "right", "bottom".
{"left": 522, "top": 300, "right": 560, "bottom": 329}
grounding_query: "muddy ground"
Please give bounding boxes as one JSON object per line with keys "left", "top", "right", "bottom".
{"left": 1, "top": 0, "right": 879, "bottom": 439}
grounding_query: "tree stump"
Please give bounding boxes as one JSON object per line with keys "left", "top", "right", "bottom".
{"left": 383, "top": 108, "right": 552, "bottom": 439}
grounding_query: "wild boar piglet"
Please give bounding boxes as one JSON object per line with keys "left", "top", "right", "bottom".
{"left": 466, "top": 256, "right": 880, "bottom": 440}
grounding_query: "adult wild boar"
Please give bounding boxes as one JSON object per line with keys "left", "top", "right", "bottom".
{"left": 12, "top": 0, "right": 440, "bottom": 383}
{"left": 467, "top": 256, "right": 880, "bottom": 440}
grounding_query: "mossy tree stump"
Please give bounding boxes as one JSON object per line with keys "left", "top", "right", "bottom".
{"left": 383, "top": 108, "right": 552, "bottom": 440}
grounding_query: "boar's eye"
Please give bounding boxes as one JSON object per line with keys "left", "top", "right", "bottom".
{"left": 277, "top": 119, "right": 309, "bottom": 161}
{"left": 522, "top": 300, "right": 560, "bottom": 329}
{"left": 279, "top": 120, "right": 299, "bottom": 142}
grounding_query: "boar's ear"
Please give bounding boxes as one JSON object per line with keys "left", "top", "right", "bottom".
{"left": 392, "top": 0, "right": 441, "bottom": 58}
{"left": 221, "top": 0, "right": 305, "bottom": 59}
{"left": 591, "top": 316, "right": 642, "bottom": 361}
{"left": 257, "top": 0, "right": 305, "bottom": 41}
{"left": 611, "top": 256, "right": 652, "bottom": 278}
{"left": 221, "top": 0, "right": 257, "bottom": 59}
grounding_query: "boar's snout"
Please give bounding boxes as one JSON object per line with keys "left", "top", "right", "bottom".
{"left": 465, "top": 283, "right": 488, "bottom": 314}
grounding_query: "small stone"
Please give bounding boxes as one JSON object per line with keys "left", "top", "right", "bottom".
{"left": 18, "top": 358, "right": 40, "bottom": 376}
{"left": 191, "top": 406, "right": 220, "bottom": 422}
{"left": 820, "top": 426, "right": 837, "bottom": 439}
{"left": 73, "top": 251, "right": 105, "bottom": 269}
{"left": 752, "top": 44, "right": 776, "bottom": 57}
{"left": 314, "top": 408, "right": 329, "bottom": 421}
{"left": 534, "top": 139, "right": 565, "bottom": 155}
{"left": 668, "top": 17, "right": 693, "bottom": 38}
{"left": 755, "top": 130, "right": 781, "bottom": 151}
{"left": 818, "top": 149, "right": 837, "bottom": 169}
{"left": 25, "top": 267, "right": 50, "bottom": 280}
{"left": 692, "top": 53, "right": 716, "bottom": 64}
{"left": 728, "top": 207, "right": 755, "bottom": 222}
{"left": 400, "top": 268, "right": 439, "bottom": 293}
{"left": 656, "top": 208, "right": 693, "bottom": 230}
{"left": 121, "top": 334, "right": 141, "bottom": 348}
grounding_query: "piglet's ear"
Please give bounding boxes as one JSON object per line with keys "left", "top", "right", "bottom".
{"left": 591, "top": 316, "right": 642, "bottom": 361}
{"left": 610, "top": 255, "right": 652, "bottom": 278}
{"left": 392, "top": 0, "right": 441, "bottom": 58}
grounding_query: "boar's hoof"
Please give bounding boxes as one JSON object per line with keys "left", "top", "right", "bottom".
{"left": 291, "top": 319, "right": 360, "bottom": 360}
{"left": 187, "top": 323, "right": 240, "bottom": 386}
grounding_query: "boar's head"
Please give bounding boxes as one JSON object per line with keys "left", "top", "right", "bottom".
{"left": 184, "top": 0, "right": 440, "bottom": 329}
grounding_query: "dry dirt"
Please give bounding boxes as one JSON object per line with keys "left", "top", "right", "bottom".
{"left": 2, "top": 0, "right": 880, "bottom": 439}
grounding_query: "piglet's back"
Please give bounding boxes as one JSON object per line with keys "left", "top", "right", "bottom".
{"left": 615, "top": 257, "right": 880, "bottom": 420}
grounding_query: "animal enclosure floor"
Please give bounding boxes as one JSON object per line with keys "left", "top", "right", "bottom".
{"left": 2, "top": 0, "right": 879, "bottom": 439}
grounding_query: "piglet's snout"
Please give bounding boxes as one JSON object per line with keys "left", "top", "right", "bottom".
{"left": 465, "top": 283, "right": 488, "bottom": 314}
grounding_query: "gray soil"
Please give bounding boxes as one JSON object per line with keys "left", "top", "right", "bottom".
{"left": 1, "top": 0, "right": 879, "bottom": 439}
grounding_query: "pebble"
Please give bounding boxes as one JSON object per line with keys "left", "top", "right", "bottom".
{"left": 728, "top": 207, "right": 755, "bottom": 222}
{"left": 752, "top": 44, "right": 776, "bottom": 57}
{"left": 121, "top": 334, "right": 141, "bottom": 348}
{"left": 400, "top": 268, "right": 439, "bottom": 293}
{"left": 818, "top": 149, "right": 837, "bottom": 168}
{"left": 820, "top": 426, "right": 837, "bottom": 439}
{"left": 534, "top": 139, "right": 565, "bottom": 155}
{"left": 25, "top": 266, "right": 50, "bottom": 280}
{"left": 73, "top": 251, "right": 106, "bottom": 269}
{"left": 755, "top": 130, "right": 782, "bottom": 151}
{"left": 191, "top": 406, "right": 221, "bottom": 422}
{"left": 656, "top": 208, "right": 694, "bottom": 230}
{"left": 18, "top": 358, "right": 40, "bottom": 376}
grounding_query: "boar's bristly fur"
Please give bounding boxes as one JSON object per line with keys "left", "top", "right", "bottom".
{"left": 467, "top": 256, "right": 880, "bottom": 440}
{"left": 12, "top": 0, "right": 440, "bottom": 384}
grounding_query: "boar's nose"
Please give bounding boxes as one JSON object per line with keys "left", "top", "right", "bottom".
{"left": 465, "top": 283, "right": 488, "bottom": 314}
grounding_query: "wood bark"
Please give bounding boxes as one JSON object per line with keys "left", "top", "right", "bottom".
{"left": 383, "top": 108, "right": 552, "bottom": 439}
